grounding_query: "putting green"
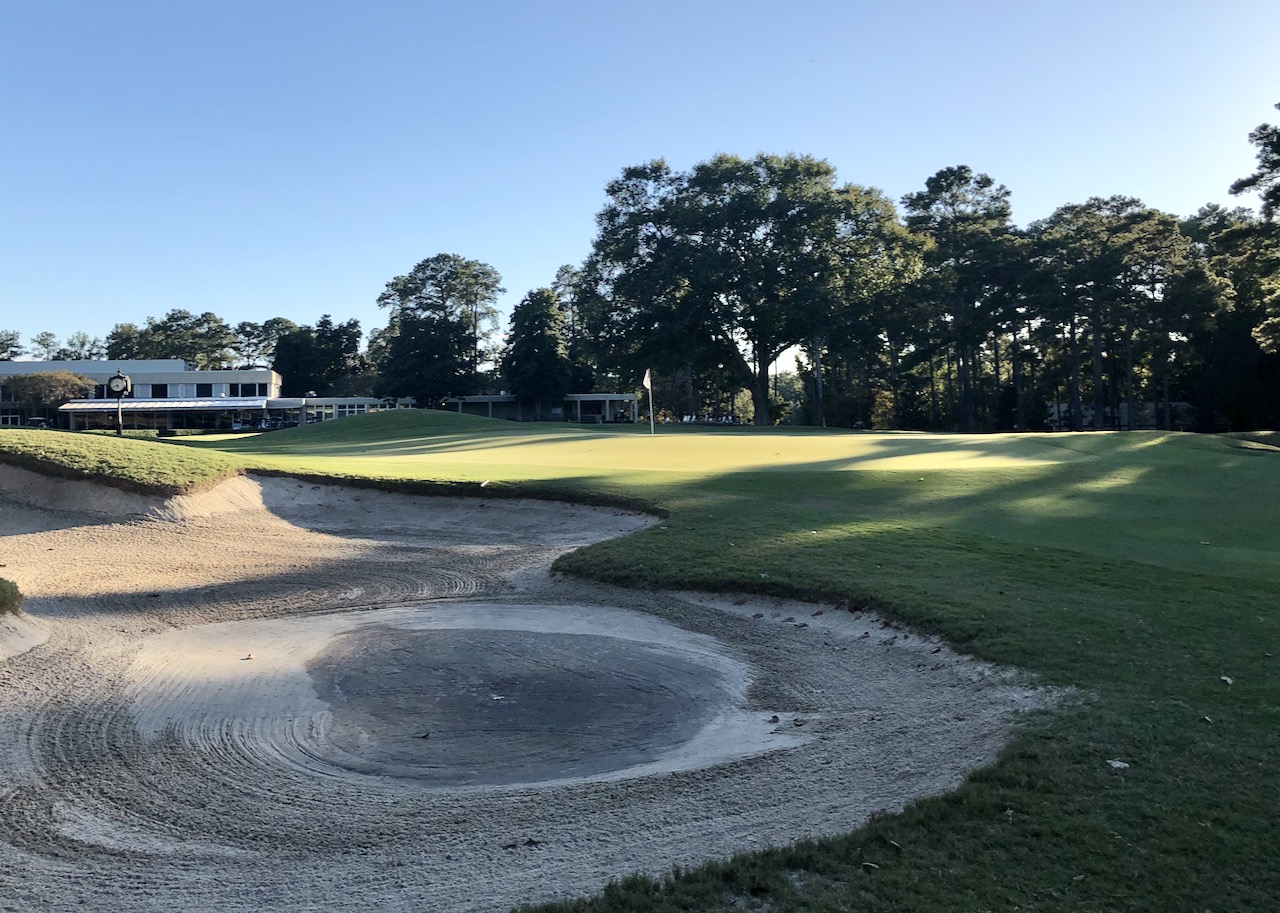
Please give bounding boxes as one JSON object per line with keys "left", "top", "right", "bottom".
{"left": 205, "top": 425, "right": 1102, "bottom": 475}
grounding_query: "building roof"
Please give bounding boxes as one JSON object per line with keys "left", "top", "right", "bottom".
{"left": 1, "top": 360, "right": 280, "bottom": 384}
{"left": 0, "top": 359, "right": 188, "bottom": 375}
{"left": 444, "top": 393, "right": 639, "bottom": 403}
{"left": 59, "top": 398, "right": 269, "bottom": 412}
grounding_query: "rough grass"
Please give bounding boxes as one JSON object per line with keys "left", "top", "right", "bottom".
{"left": 0, "top": 578, "right": 20, "bottom": 615}
{"left": 4, "top": 414, "right": 1279, "bottom": 911}
{"left": 0, "top": 428, "right": 244, "bottom": 496}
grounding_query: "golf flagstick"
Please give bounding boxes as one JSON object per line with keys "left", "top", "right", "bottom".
{"left": 643, "top": 368, "right": 654, "bottom": 435}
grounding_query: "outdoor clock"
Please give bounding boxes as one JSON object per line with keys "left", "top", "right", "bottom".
{"left": 107, "top": 372, "right": 131, "bottom": 397}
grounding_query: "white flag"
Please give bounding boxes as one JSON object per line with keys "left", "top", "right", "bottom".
{"left": 642, "top": 368, "right": 652, "bottom": 390}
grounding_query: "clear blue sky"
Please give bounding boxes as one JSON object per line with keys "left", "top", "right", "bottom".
{"left": 2, "top": 0, "right": 1277, "bottom": 350}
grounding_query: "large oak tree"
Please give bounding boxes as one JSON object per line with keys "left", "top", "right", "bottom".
{"left": 580, "top": 153, "right": 909, "bottom": 424}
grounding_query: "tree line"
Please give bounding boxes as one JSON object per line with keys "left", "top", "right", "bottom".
{"left": 4, "top": 103, "right": 1277, "bottom": 430}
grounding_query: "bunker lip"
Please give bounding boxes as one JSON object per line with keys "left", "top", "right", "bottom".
{"left": 0, "top": 469, "right": 1051, "bottom": 913}
{"left": 127, "top": 602, "right": 805, "bottom": 791}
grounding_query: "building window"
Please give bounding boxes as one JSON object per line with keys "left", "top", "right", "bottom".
{"left": 196, "top": 383, "right": 213, "bottom": 397}
{"left": 151, "top": 383, "right": 168, "bottom": 398}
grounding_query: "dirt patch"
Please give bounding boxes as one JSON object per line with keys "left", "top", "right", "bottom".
{"left": 0, "top": 470, "right": 1049, "bottom": 912}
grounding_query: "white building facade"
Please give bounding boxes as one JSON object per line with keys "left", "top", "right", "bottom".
{"left": 0, "top": 360, "right": 396, "bottom": 431}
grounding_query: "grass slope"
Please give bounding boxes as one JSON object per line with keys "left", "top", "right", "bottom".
{"left": 0, "top": 428, "right": 244, "bottom": 495}
{"left": 5, "top": 414, "right": 1278, "bottom": 910}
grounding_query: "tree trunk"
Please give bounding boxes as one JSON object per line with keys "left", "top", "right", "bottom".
{"left": 810, "top": 337, "right": 826, "bottom": 428}
{"left": 946, "top": 348, "right": 957, "bottom": 430}
{"left": 1012, "top": 329, "right": 1024, "bottom": 431}
{"left": 928, "top": 354, "right": 940, "bottom": 431}
{"left": 678, "top": 364, "right": 696, "bottom": 419}
{"left": 957, "top": 344, "right": 973, "bottom": 432}
{"left": 750, "top": 359, "right": 771, "bottom": 426}
{"left": 887, "top": 339, "right": 901, "bottom": 430}
{"left": 1124, "top": 332, "right": 1136, "bottom": 431}
{"left": 1091, "top": 307, "right": 1106, "bottom": 431}
{"left": 1069, "top": 317, "right": 1083, "bottom": 432}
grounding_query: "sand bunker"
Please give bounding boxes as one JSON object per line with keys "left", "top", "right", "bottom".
{"left": 0, "top": 465, "right": 1046, "bottom": 912}
{"left": 129, "top": 603, "right": 798, "bottom": 790}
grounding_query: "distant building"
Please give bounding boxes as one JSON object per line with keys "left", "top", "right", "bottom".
{"left": 0, "top": 360, "right": 404, "bottom": 431}
{"left": 1046, "top": 401, "right": 1195, "bottom": 432}
{"left": 1, "top": 359, "right": 630, "bottom": 431}
{"left": 443, "top": 393, "right": 639, "bottom": 423}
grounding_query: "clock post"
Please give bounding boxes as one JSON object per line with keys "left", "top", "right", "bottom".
{"left": 107, "top": 370, "right": 131, "bottom": 436}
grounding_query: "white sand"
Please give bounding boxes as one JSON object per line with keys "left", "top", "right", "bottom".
{"left": 0, "top": 465, "right": 1049, "bottom": 912}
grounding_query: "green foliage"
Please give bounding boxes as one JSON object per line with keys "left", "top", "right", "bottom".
{"left": 106, "top": 309, "right": 239, "bottom": 368}
{"left": 501, "top": 288, "right": 573, "bottom": 417}
{"left": 104, "top": 322, "right": 143, "bottom": 359}
{"left": 572, "top": 150, "right": 1277, "bottom": 434}
{"left": 1230, "top": 101, "right": 1280, "bottom": 221}
{"left": 271, "top": 315, "right": 365, "bottom": 396}
{"left": 272, "top": 327, "right": 324, "bottom": 395}
{"left": 54, "top": 330, "right": 106, "bottom": 360}
{"left": 104, "top": 309, "right": 238, "bottom": 368}
{"left": 374, "top": 310, "right": 477, "bottom": 406}
{"left": 1179, "top": 206, "right": 1280, "bottom": 423}
{"left": 580, "top": 154, "right": 911, "bottom": 425}
{"left": 900, "top": 166, "right": 1014, "bottom": 431}
{"left": 1028, "top": 196, "right": 1204, "bottom": 432}
{"left": 29, "top": 331, "right": 59, "bottom": 360}
{"left": 0, "top": 578, "right": 21, "bottom": 615}
{"left": 234, "top": 316, "right": 300, "bottom": 366}
{"left": 376, "top": 252, "right": 505, "bottom": 377}
{"left": 0, "top": 329, "right": 22, "bottom": 360}
{"left": 81, "top": 428, "right": 209, "bottom": 438}
{"left": 2, "top": 371, "right": 93, "bottom": 408}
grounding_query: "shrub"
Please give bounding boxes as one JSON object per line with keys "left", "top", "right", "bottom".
{"left": 0, "top": 578, "right": 21, "bottom": 615}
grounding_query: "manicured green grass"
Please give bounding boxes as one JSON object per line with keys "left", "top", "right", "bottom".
{"left": 0, "top": 427, "right": 244, "bottom": 495}
{"left": 4, "top": 414, "right": 1278, "bottom": 910}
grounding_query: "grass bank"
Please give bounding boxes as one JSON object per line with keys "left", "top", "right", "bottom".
{"left": 4, "top": 414, "right": 1278, "bottom": 910}
{"left": 0, "top": 427, "right": 244, "bottom": 496}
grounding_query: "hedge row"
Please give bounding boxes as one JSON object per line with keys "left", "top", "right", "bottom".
{"left": 82, "top": 429, "right": 213, "bottom": 438}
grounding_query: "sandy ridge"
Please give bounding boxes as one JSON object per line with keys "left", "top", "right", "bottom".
{"left": 0, "top": 468, "right": 1048, "bottom": 912}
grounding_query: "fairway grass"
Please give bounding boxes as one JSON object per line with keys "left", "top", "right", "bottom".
{"left": 190, "top": 412, "right": 1280, "bottom": 585}
{"left": 4, "top": 414, "right": 1278, "bottom": 911}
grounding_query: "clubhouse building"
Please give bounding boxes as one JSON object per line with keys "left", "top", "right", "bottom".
{"left": 0, "top": 360, "right": 397, "bottom": 431}
{"left": 0, "top": 360, "right": 637, "bottom": 431}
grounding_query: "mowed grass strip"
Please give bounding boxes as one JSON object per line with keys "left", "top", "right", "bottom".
{"left": 6, "top": 414, "right": 1279, "bottom": 910}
